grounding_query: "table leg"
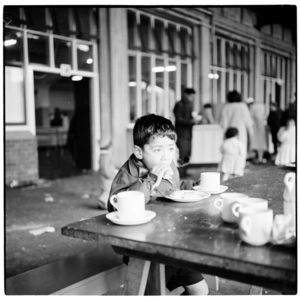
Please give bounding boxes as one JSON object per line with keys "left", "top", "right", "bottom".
{"left": 122, "top": 258, "right": 151, "bottom": 295}
{"left": 145, "top": 263, "right": 166, "bottom": 295}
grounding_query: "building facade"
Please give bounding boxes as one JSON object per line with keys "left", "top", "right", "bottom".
{"left": 4, "top": 6, "right": 296, "bottom": 184}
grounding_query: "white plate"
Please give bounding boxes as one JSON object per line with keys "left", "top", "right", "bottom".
{"left": 106, "top": 210, "right": 156, "bottom": 226}
{"left": 193, "top": 185, "right": 228, "bottom": 195}
{"left": 165, "top": 190, "right": 210, "bottom": 202}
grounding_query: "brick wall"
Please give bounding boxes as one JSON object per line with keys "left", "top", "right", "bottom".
{"left": 5, "top": 131, "right": 39, "bottom": 184}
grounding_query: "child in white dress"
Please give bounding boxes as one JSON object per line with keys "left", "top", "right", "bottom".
{"left": 219, "top": 127, "right": 246, "bottom": 181}
{"left": 275, "top": 117, "right": 296, "bottom": 166}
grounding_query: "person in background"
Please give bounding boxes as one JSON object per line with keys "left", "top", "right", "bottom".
{"left": 219, "top": 127, "right": 246, "bottom": 181}
{"left": 249, "top": 99, "right": 268, "bottom": 164}
{"left": 219, "top": 90, "right": 253, "bottom": 167}
{"left": 267, "top": 102, "right": 282, "bottom": 157}
{"left": 50, "top": 107, "right": 63, "bottom": 127}
{"left": 201, "top": 103, "right": 215, "bottom": 124}
{"left": 108, "top": 114, "right": 208, "bottom": 295}
{"left": 97, "top": 142, "right": 118, "bottom": 209}
{"left": 173, "top": 87, "right": 201, "bottom": 176}
{"left": 275, "top": 116, "right": 296, "bottom": 166}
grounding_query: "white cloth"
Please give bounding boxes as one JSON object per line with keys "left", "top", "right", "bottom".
{"left": 219, "top": 137, "right": 246, "bottom": 176}
{"left": 219, "top": 102, "right": 253, "bottom": 150}
{"left": 250, "top": 103, "right": 267, "bottom": 151}
{"left": 275, "top": 125, "right": 296, "bottom": 165}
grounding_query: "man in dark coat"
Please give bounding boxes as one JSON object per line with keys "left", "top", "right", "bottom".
{"left": 267, "top": 102, "right": 282, "bottom": 155}
{"left": 173, "top": 88, "right": 199, "bottom": 176}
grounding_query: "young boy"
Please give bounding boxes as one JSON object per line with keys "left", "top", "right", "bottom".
{"left": 108, "top": 114, "right": 209, "bottom": 295}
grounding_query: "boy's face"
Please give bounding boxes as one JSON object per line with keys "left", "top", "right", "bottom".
{"left": 139, "top": 135, "right": 176, "bottom": 170}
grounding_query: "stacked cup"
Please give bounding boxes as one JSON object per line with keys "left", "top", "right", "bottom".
{"left": 214, "top": 193, "right": 273, "bottom": 246}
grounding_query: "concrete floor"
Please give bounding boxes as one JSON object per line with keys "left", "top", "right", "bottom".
{"left": 5, "top": 161, "right": 281, "bottom": 295}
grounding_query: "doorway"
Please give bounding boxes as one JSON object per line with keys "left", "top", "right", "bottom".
{"left": 34, "top": 71, "right": 92, "bottom": 179}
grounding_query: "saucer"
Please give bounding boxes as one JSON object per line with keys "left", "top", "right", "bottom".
{"left": 106, "top": 210, "right": 156, "bottom": 226}
{"left": 165, "top": 190, "right": 210, "bottom": 202}
{"left": 193, "top": 185, "right": 228, "bottom": 195}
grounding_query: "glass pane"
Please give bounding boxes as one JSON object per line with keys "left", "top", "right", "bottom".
{"left": 167, "top": 24, "right": 176, "bottom": 58}
{"left": 4, "top": 6, "right": 22, "bottom": 27}
{"left": 129, "top": 55, "right": 137, "bottom": 122}
{"left": 74, "top": 7, "right": 95, "bottom": 39}
{"left": 179, "top": 27, "right": 187, "bottom": 58}
{"left": 168, "top": 60, "right": 176, "bottom": 121}
{"left": 217, "top": 71, "right": 222, "bottom": 103}
{"left": 233, "top": 73, "right": 237, "bottom": 90}
{"left": 154, "top": 19, "right": 164, "bottom": 55}
{"left": 128, "top": 10, "right": 138, "bottom": 50}
{"left": 217, "top": 38, "right": 222, "bottom": 67}
{"left": 140, "top": 15, "right": 150, "bottom": 52}
{"left": 5, "top": 66, "right": 25, "bottom": 124}
{"left": 54, "top": 39, "right": 72, "bottom": 68}
{"left": 52, "top": 7, "right": 70, "bottom": 36}
{"left": 226, "top": 71, "right": 230, "bottom": 94}
{"left": 25, "top": 7, "right": 47, "bottom": 31}
{"left": 28, "top": 34, "right": 49, "bottom": 65}
{"left": 77, "top": 43, "right": 93, "bottom": 71}
{"left": 4, "top": 28, "right": 23, "bottom": 64}
{"left": 241, "top": 73, "right": 244, "bottom": 99}
{"left": 141, "top": 56, "right": 151, "bottom": 116}
{"left": 226, "top": 41, "right": 232, "bottom": 68}
{"left": 155, "top": 59, "right": 164, "bottom": 116}
{"left": 181, "top": 62, "right": 187, "bottom": 95}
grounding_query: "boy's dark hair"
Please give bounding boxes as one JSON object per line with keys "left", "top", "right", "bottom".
{"left": 133, "top": 114, "right": 177, "bottom": 148}
{"left": 225, "top": 127, "right": 238, "bottom": 139}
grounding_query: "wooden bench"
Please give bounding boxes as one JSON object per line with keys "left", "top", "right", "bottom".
{"left": 5, "top": 244, "right": 125, "bottom": 295}
{"left": 6, "top": 244, "right": 220, "bottom": 295}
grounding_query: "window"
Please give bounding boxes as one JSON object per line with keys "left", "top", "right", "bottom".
{"left": 211, "top": 37, "right": 252, "bottom": 103}
{"left": 4, "top": 28, "right": 23, "bottom": 66}
{"left": 260, "top": 50, "right": 291, "bottom": 110}
{"left": 28, "top": 34, "right": 49, "bottom": 65}
{"left": 127, "top": 9, "right": 193, "bottom": 122}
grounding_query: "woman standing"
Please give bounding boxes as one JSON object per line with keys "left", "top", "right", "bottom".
{"left": 250, "top": 100, "right": 268, "bottom": 164}
{"left": 219, "top": 90, "right": 253, "bottom": 166}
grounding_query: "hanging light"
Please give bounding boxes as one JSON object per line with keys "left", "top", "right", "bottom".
{"left": 152, "top": 66, "right": 165, "bottom": 73}
{"left": 165, "top": 65, "right": 177, "bottom": 72}
{"left": 71, "top": 75, "right": 83, "bottom": 81}
{"left": 4, "top": 39, "right": 17, "bottom": 46}
{"left": 86, "top": 58, "right": 93, "bottom": 64}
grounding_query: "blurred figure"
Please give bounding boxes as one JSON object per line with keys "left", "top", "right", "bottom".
{"left": 219, "top": 90, "right": 253, "bottom": 166}
{"left": 50, "top": 107, "right": 63, "bottom": 127}
{"left": 98, "top": 142, "right": 118, "bottom": 209}
{"left": 201, "top": 103, "right": 215, "bottom": 124}
{"left": 281, "top": 94, "right": 296, "bottom": 127}
{"left": 275, "top": 116, "right": 296, "bottom": 166}
{"left": 219, "top": 127, "right": 246, "bottom": 181}
{"left": 173, "top": 87, "right": 201, "bottom": 176}
{"left": 62, "top": 111, "right": 70, "bottom": 130}
{"left": 249, "top": 99, "right": 268, "bottom": 164}
{"left": 267, "top": 102, "right": 282, "bottom": 156}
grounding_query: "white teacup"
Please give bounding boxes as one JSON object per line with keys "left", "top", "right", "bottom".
{"left": 109, "top": 191, "right": 145, "bottom": 220}
{"left": 231, "top": 198, "right": 268, "bottom": 220}
{"left": 214, "top": 193, "right": 248, "bottom": 223}
{"left": 200, "top": 172, "right": 220, "bottom": 191}
{"left": 238, "top": 207, "right": 273, "bottom": 246}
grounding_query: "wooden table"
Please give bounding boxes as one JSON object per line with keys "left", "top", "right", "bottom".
{"left": 61, "top": 165, "right": 296, "bottom": 295}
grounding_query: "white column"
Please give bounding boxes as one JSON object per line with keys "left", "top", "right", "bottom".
{"left": 109, "top": 8, "right": 129, "bottom": 167}
{"left": 200, "top": 24, "right": 211, "bottom": 105}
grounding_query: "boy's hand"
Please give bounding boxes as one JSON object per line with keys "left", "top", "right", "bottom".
{"left": 151, "top": 164, "right": 173, "bottom": 191}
